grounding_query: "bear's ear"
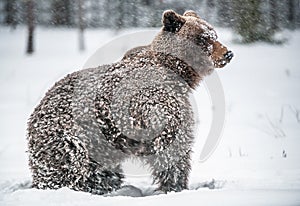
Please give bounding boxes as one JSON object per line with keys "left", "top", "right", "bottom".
{"left": 183, "top": 10, "right": 200, "bottom": 18}
{"left": 162, "top": 10, "right": 186, "bottom": 33}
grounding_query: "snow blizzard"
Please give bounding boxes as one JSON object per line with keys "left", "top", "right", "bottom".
{"left": 0, "top": 26, "right": 300, "bottom": 205}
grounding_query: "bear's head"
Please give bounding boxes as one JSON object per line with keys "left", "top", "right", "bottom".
{"left": 151, "top": 10, "right": 233, "bottom": 74}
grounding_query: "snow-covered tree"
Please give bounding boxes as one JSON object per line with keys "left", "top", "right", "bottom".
{"left": 232, "top": 0, "right": 277, "bottom": 43}
{"left": 26, "top": 0, "right": 35, "bottom": 54}
{"left": 4, "top": 0, "right": 17, "bottom": 28}
{"left": 51, "top": 0, "right": 73, "bottom": 26}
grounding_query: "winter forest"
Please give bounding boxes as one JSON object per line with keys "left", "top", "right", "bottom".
{"left": 1, "top": 0, "right": 300, "bottom": 206}
{"left": 1, "top": 0, "right": 300, "bottom": 53}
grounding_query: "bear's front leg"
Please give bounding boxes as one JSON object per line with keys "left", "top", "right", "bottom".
{"left": 148, "top": 149, "right": 192, "bottom": 193}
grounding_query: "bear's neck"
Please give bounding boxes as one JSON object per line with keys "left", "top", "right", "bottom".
{"left": 122, "top": 49, "right": 202, "bottom": 89}
{"left": 152, "top": 51, "right": 201, "bottom": 89}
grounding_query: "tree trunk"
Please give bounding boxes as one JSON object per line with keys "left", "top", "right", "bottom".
{"left": 287, "top": 0, "right": 295, "bottom": 29}
{"left": 26, "top": 0, "right": 35, "bottom": 54}
{"left": 116, "top": 1, "right": 125, "bottom": 30}
{"left": 204, "top": 0, "right": 215, "bottom": 22}
{"left": 269, "top": 0, "right": 278, "bottom": 31}
{"left": 132, "top": 1, "right": 138, "bottom": 27}
{"left": 4, "top": 0, "right": 17, "bottom": 28}
{"left": 217, "top": 0, "right": 233, "bottom": 27}
{"left": 90, "top": 0, "right": 101, "bottom": 27}
{"left": 78, "top": 0, "right": 85, "bottom": 51}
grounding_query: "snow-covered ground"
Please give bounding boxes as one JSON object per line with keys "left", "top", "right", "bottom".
{"left": 0, "top": 26, "right": 300, "bottom": 205}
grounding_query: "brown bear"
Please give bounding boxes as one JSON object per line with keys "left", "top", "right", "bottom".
{"left": 27, "top": 10, "right": 233, "bottom": 195}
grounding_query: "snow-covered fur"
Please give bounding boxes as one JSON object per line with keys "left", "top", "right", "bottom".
{"left": 27, "top": 10, "right": 233, "bottom": 194}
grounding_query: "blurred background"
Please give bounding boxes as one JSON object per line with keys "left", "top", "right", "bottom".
{"left": 1, "top": 0, "right": 300, "bottom": 53}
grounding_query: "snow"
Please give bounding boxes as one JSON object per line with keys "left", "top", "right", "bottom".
{"left": 2, "top": 187, "right": 300, "bottom": 206}
{"left": 1, "top": 26, "right": 300, "bottom": 205}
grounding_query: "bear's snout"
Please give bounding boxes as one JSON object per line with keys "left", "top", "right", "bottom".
{"left": 211, "top": 41, "right": 233, "bottom": 68}
{"left": 224, "top": 50, "right": 234, "bottom": 62}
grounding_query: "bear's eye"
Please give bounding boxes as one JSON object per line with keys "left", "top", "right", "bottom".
{"left": 195, "top": 34, "right": 213, "bottom": 46}
{"left": 195, "top": 35, "right": 205, "bottom": 44}
{"left": 195, "top": 34, "right": 214, "bottom": 55}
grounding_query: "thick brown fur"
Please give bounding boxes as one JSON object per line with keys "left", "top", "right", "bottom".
{"left": 27, "top": 10, "right": 233, "bottom": 195}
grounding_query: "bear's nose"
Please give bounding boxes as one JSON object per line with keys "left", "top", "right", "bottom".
{"left": 224, "top": 51, "right": 233, "bottom": 61}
